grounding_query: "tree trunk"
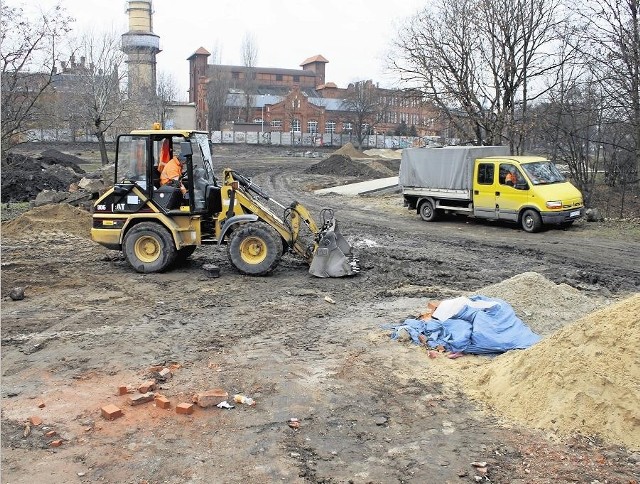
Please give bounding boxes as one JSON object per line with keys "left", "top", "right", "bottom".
{"left": 96, "top": 130, "right": 109, "bottom": 165}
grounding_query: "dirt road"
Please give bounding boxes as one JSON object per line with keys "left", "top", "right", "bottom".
{"left": 2, "top": 151, "right": 639, "bottom": 483}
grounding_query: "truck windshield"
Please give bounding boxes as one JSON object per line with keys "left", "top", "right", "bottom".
{"left": 522, "top": 161, "right": 565, "bottom": 185}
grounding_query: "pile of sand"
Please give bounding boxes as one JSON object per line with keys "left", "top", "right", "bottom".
{"left": 333, "top": 142, "right": 370, "bottom": 159}
{"left": 466, "top": 293, "right": 640, "bottom": 450}
{"left": 473, "top": 272, "right": 607, "bottom": 336}
{"left": 2, "top": 204, "right": 92, "bottom": 239}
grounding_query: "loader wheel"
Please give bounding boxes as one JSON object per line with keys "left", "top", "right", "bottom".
{"left": 419, "top": 200, "right": 438, "bottom": 222}
{"left": 521, "top": 209, "right": 542, "bottom": 233}
{"left": 227, "top": 222, "right": 283, "bottom": 276}
{"left": 124, "top": 222, "right": 177, "bottom": 273}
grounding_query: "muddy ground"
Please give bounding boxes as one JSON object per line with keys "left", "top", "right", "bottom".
{"left": 1, "top": 145, "right": 640, "bottom": 484}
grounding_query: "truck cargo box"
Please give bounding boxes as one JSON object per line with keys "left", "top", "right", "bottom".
{"left": 400, "top": 146, "right": 510, "bottom": 190}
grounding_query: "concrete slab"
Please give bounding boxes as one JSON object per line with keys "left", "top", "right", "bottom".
{"left": 314, "top": 176, "right": 399, "bottom": 196}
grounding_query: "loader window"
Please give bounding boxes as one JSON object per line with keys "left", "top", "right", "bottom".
{"left": 477, "top": 163, "right": 494, "bottom": 185}
{"left": 115, "top": 135, "right": 149, "bottom": 191}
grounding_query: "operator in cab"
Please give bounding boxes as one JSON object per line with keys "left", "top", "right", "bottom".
{"left": 160, "top": 153, "right": 188, "bottom": 197}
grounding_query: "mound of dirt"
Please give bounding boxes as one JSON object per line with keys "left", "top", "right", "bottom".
{"left": 1, "top": 152, "right": 84, "bottom": 203}
{"left": 39, "top": 149, "right": 86, "bottom": 174}
{"left": 467, "top": 293, "right": 640, "bottom": 450}
{"left": 1, "top": 204, "right": 92, "bottom": 238}
{"left": 333, "top": 142, "right": 371, "bottom": 159}
{"left": 304, "top": 154, "right": 386, "bottom": 178}
{"left": 473, "top": 272, "right": 607, "bottom": 336}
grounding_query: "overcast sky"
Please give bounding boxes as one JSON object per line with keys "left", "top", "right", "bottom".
{"left": 12, "top": 0, "right": 428, "bottom": 101}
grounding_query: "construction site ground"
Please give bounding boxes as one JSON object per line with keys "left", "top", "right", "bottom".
{"left": 1, "top": 143, "right": 640, "bottom": 484}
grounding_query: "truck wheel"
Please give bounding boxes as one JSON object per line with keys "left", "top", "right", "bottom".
{"left": 227, "top": 222, "right": 283, "bottom": 276}
{"left": 521, "top": 209, "right": 542, "bottom": 233}
{"left": 419, "top": 200, "right": 438, "bottom": 222}
{"left": 124, "top": 222, "right": 177, "bottom": 273}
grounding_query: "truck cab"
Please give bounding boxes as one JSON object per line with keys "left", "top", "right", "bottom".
{"left": 473, "top": 156, "right": 584, "bottom": 232}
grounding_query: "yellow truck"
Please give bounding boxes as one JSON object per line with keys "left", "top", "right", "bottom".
{"left": 400, "top": 146, "right": 584, "bottom": 232}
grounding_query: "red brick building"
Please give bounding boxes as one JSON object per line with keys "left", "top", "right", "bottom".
{"left": 187, "top": 48, "right": 443, "bottom": 138}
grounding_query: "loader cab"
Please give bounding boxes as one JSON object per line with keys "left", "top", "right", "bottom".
{"left": 114, "top": 129, "right": 220, "bottom": 215}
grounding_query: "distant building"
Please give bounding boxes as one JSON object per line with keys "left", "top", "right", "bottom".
{"left": 187, "top": 48, "right": 444, "bottom": 139}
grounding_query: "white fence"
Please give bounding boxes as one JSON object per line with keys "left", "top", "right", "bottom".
{"left": 211, "top": 130, "right": 441, "bottom": 149}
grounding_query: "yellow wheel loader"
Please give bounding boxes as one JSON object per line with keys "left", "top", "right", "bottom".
{"left": 90, "top": 127, "right": 359, "bottom": 278}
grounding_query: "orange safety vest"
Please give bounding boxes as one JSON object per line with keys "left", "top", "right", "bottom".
{"left": 160, "top": 156, "right": 183, "bottom": 186}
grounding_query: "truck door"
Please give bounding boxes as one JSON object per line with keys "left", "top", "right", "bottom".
{"left": 473, "top": 162, "right": 498, "bottom": 219}
{"left": 496, "top": 163, "right": 529, "bottom": 222}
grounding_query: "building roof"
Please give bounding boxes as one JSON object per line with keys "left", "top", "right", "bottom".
{"left": 300, "top": 55, "right": 329, "bottom": 66}
{"left": 187, "top": 47, "right": 211, "bottom": 60}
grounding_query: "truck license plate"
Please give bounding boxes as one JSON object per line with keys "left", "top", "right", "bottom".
{"left": 570, "top": 210, "right": 580, "bottom": 217}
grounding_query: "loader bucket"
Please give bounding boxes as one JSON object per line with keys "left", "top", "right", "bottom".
{"left": 309, "top": 219, "right": 360, "bottom": 278}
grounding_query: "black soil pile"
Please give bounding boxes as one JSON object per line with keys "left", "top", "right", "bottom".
{"left": 304, "top": 154, "right": 386, "bottom": 178}
{"left": 1, "top": 152, "right": 85, "bottom": 203}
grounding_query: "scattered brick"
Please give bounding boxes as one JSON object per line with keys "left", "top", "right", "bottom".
{"left": 118, "top": 386, "right": 129, "bottom": 396}
{"left": 37, "top": 401, "right": 46, "bottom": 408}
{"left": 50, "top": 439, "right": 63, "bottom": 447}
{"left": 29, "top": 416, "right": 43, "bottom": 426}
{"left": 154, "top": 395, "right": 171, "bottom": 409}
{"left": 193, "top": 388, "right": 228, "bottom": 408}
{"left": 101, "top": 404, "right": 123, "bottom": 420}
{"left": 159, "top": 368, "right": 172, "bottom": 379}
{"left": 45, "top": 430, "right": 57, "bottom": 437}
{"left": 176, "top": 403, "right": 194, "bottom": 415}
{"left": 138, "top": 380, "right": 156, "bottom": 393}
{"left": 128, "top": 392, "right": 155, "bottom": 406}
{"left": 427, "top": 300, "right": 441, "bottom": 312}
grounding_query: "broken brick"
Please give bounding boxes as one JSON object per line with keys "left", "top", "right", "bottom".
{"left": 29, "top": 415, "right": 43, "bottom": 426}
{"left": 45, "top": 430, "right": 57, "bottom": 437}
{"left": 427, "top": 300, "right": 441, "bottom": 312}
{"left": 193, "top": 388, "right": 228, "bottom": 408}
{"left": 117, "top": 385, "right": 129, "bottom": 396}
{"left": 176, "top": 403, "right": 194, "bottom": 415}
{"left": 37, "top": 401, "right": 46, "bottom": 408}
{"left": 50, "top": 439, "right": 63, "bottom": 447}
{"left": 159, "top": 368, "right": 172, "bottom": 379}
{"left": 154, "top": 395, "right": 171, "bottom": 409}
{"left": 128, "top": 392, "right": 155, "bottom": 406}
{"left": 138, "top": 380, "right": 156, "bottom": 393}
{"left": 101, "top": 404, "right": 123, "bottom": 420}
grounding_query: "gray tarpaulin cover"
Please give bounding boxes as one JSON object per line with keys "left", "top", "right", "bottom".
{"left": 399, "top": 146, "right": 510, "bottom": 190}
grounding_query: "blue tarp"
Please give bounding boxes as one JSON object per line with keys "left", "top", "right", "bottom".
{"left": 385, "top": 295, "right": 540, "bottom": 354}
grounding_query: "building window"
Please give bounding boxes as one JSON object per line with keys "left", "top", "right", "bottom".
{"left": 307, "top": 120, "right": 318, "bottom": 133}
{"left": 325, "top": 121, "right": 336, "bottom": 134}
{"left": 276, "top": 74, "right": 283, "bottom": 81}
{"left": 343, "top": 122, "right": 352, "bottom": 133}
{"left": 291, "top": 119, "right": 301, "bottom": 133}
{"left": 254, "top": 118, "right": 263, "bottom": 124}
{"left": 271, "top": 120, "right": 282, "bottom": 131}
{"left": 293, "top": 75, "right": 300, "bottom": 83}
{"left": 232, "top": 72, "right": 239, "bottom": 80}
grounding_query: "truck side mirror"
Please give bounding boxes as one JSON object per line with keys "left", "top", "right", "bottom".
{"left": 515, "top": 182, "right": 529, "bottom": 190}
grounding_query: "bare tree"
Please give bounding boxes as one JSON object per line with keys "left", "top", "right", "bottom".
{"left": 72, "top": 31, "right": 129, "bottom": 165}
{"left": 155, "top": 71, "right": 178, "bottom": 128}
{"left": 389, "top": 0, "right": 564, "bottom": 151}
{"left": 206, "top": 45, "right": 231, "bottom": 131}
{"left": 341, "top": 80, "right": 389, "bottom": 149}
{"left": 241, "top": 33, "right": 258, "bottom": 122}
{"left": 575, "top": 0, "right": 640, "bottom": 179}
{"left": 0, "top": 3, "right": 72, "bottom": 157}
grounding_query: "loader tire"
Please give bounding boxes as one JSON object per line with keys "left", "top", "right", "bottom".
{"left": 227, "top": 222, "right": 283, "bottom": 276}
{"left": 124, "top": 222, "right": 177, "bottom": 273}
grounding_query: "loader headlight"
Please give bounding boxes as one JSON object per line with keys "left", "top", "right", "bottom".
{"left": 546, "top": 200, "right": 562, "bottom": 209}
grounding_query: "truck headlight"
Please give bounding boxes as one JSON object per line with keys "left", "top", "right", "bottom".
{"left": 546, "top": 200, "right": 562, "bottom": 209}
